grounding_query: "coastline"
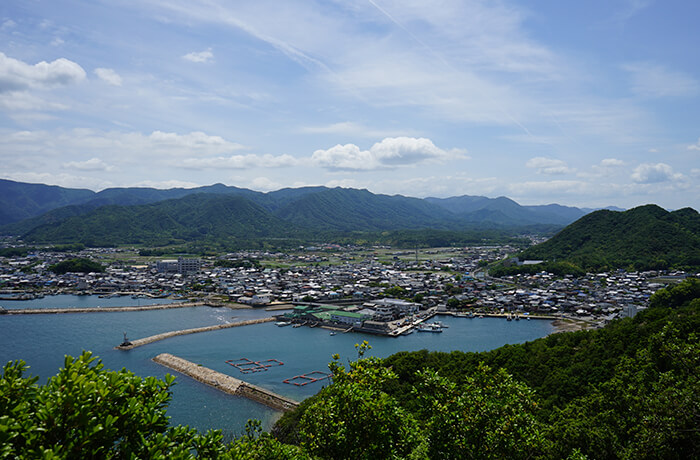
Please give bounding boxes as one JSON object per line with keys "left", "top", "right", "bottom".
{"left": 550, "top": 317, "right": 595, "bottom": 334}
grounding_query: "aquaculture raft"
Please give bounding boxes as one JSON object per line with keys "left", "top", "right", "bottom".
{"left": 283, "top": 371, "right": 332, "bottom": 386}
{"left": 225, "top": 357, "right": 284, "bottom": 374}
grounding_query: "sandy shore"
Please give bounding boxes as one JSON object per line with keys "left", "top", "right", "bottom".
{"left": 551, "top": 318, "right": 595, "bottom": 333}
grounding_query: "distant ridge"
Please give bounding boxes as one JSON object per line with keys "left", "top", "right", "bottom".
{"left": 2, "top": 179, "right": 680, "bottom": 249}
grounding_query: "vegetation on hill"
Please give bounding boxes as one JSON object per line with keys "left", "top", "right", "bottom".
{"left": 48, "top": 258, "right": 104, "bottom": 274}
{"left": 491, "top": 204, "right": 700, "bottom": 274}
{"left": 1, "top": 180, "right": 607, "bottom": 248}
{"left": 275, "top": 278, "right": 700, "bottom": 459}
{"left": 0, "top": 179, "right": 95, "bottom": 226}
{"left": 0, "top": 352, "right": 305, "bottom": 459}
{"left": 22, "top": 194, "right": 302, "bottom": 247}
{"left": 2, "top": 279, "right": 698, "bottom": 458}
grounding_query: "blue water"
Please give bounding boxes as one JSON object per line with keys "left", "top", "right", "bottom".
{"left": 0, "top": 294, "right": 178, "bottom": 309}
{"left": 0, "top": 295, "right": 553, "bottom": 436}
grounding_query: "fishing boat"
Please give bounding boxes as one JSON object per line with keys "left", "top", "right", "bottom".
{"left": 417, "top": 323, "right": 443, "bottom": 333}
{"left": 275, "top": 321, "right": 291, "bottom": 327}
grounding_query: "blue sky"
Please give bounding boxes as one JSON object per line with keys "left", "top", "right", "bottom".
{"left": 1, "top": 0, "right": 698, "bottom": 210}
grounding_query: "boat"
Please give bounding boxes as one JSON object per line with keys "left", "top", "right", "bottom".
{"left": 275, "top": 321, "right": 291, "bottom": 327}
{"left": 329, "top": 331, "right": 337, "bottom": 336}
{"left": 417, "top": 323, "right": 443, "bottom": 333}
{"left": 292, "top": 323, "right": 301, "bottom": 328}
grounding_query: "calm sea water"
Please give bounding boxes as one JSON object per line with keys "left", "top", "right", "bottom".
{"left": 0, "top": 295, "right": 553, "bottom": 436}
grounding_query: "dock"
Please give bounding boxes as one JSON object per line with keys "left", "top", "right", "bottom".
{"left": 153, "top": 353, "right": 299, "bottom": 412}
{"left": 116, "top": 317, "right": 276, "bottom": 350}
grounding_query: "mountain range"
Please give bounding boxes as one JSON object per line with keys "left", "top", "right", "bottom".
{"left": 0, "top": 178, "right": 622, "bottom": 245}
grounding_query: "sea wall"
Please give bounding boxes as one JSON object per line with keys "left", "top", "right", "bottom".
{"left": 117, "top": 317, "right": 275, "bottom": 350}
{"left": 3, "top": 301, "right": 207, "bottom": 315}
{"left": 153, "top": 353, "right": 299, "bottom": 412}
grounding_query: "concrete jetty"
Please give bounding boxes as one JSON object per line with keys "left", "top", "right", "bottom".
{"left": 2, "top": 301, "right": 207, "bottom": 315}
{"left": 116, "top": 317, "right": 276, "bottom": 350}
{"left": 153, "top": 353, "right": 299, "bottom": 412}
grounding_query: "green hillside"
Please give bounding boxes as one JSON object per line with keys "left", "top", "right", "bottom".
{"left": 0, "top": 179, "right": 95, "bottom": 226}
{"left": 22, "top": 194, "right": 299, "bottom": 246}
{"left": 274, "top": 279, "right": 700, "bottom": 459}
{"left": 273, "top": 187, "right": 459, "bottom": 231}
{"left": 516, "top": 204, "right": 700, "bottom": 271}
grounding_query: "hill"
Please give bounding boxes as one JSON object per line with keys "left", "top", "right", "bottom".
{"left": 0, "top": 179, "right": 95, "bottom": 226}
{"left": 272, "top": 188, "right": 460, "bottom": 231}
{"left": 516, "top": 204, "right": 700, "bottom": 271}
{"left": 0, "top": 180, "right": 602, "bottom": 242}
{"left": 426, "top": 195, "right": 586, "bottom": 226}
{"left": 22, "top": 194, "right": 299, "bottom": 246}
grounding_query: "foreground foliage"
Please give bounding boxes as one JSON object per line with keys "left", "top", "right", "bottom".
{"left": 0, "top": 353, "right": 302, "bottom": 459}
{"left": 3, "top": 279, "right": 698, "bottom": 458}
{"left": 278, "top": 278, "right": 700, "bottom": 459}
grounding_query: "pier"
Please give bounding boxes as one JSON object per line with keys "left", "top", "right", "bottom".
{"left": 2, "top": 301, "right": 208, "bottom": 315}
{"left": 153, "top": 353, "right": 299, "bottom": 412}
{"left": 116, "top": 317, "right": 275, "bottom": 350}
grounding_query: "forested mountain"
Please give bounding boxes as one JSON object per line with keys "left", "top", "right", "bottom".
{"left": 21, "top": 194, "right": 299, "bottom": 246}
{"left": 272, "top": 188, "right": 460, "bottom": 231}
{"left": 0, "top": 179, "right": 94, "bottom": 226}
{"left": 516, "top": 204, "right": 700, "bottom": 271}
{"left": 0, "top": 179, "right": 608, "bottom": 236}
{"left": 426, "top": 195, "right": 586, "bottom": 225}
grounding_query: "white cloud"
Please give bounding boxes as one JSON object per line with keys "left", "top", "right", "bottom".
{"left": 182, "top": 49, "right": 214, "bottom": 63}
{"left": 63, "top": 157, "right": 114, "bottom": 171}
{"left": 507, "top": 180, "right": 594, "bottom": 200}
{"left": 301, "top": 121, "right": 410, "bottom": 138}
{"left": 600, "top": 158, "right": 625, "bottom": 167}
{"left": 688, "top": 138, "right": 700, "bottom": 151}
{"left": 94, "top": 68, "right": 123, "bottom": 86}
{"left": 1, "top": 19, "right": 16, "bottom": 30}
{"left": 312, "top": 137, "right": 465, "bottom": 170}
{"left": 622, "top": 62, "right": 699, "bottom": 98}
{"left": 631, "top": 163, "right": 683, "bottom": 184}
{"left": 250, "top": 176, "right": 282, "bottom": 191}
{"left": 0, "top": 52, "right": 86, "bottom": 93}
{"left": 3, "top": 172, "right": 111, "bottom": 191}
{"left": 0, "top": 91, "right": 68, "bottom": 111}
{"left": 181, "top": 153, "right": 298, "bottom": 169}
{"left": 526, "top": 157, "right": 573, "bottom": 175}
{"left": 0, "top": 129, "right": 248, "bottom": 163}
{"left": 129, "top": 179, "right": 200, "bottom": 190}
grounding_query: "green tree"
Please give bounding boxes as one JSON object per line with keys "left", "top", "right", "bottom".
{"left": 414, "top": 364, "right": 548, "bottom": 459}
{"left": 0, "top": 352, "right": 226, "bottom": 459}
{"left": 298, "top": 345, "right": 420, "bottom": 459}
{"left": 48, "top": 258, "right": 104, "bottom": 274}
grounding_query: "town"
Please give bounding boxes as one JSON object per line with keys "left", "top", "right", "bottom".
{"left": 0, "top": 243, "right": 683, "bottom": 335}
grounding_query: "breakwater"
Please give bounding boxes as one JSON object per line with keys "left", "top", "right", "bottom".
{"left": 116, "top": 317, "right": 276, "bottom": 350}
{"left": 1, "top": 301, "right": 207, "bottom": 315}
{"left": 153, "top": 353, "right": 299, "bottom": 412}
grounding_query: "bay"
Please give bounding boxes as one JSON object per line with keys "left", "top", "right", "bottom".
{"left": 0, "top": 295, "right": 553, "bottom": 437}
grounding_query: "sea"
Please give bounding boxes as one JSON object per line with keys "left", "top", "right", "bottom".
{"left": 0, "top": 295, "right": 553, "bottom": 437}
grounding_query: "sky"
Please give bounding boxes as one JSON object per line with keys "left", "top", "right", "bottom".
{"left": 1, "top": 0, "right": 698, "bottom": 210}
